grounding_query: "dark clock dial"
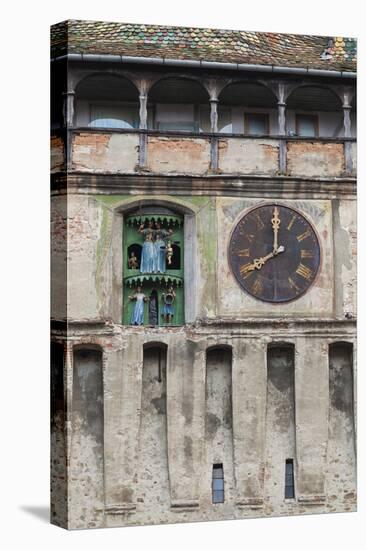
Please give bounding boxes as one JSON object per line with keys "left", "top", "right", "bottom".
{"left": 228, "top": 204, "right": 321, "bottom": 303}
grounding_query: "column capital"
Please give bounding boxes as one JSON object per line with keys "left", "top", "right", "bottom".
{"left": 62, "top": 90, "right": 75, "bottom": 97}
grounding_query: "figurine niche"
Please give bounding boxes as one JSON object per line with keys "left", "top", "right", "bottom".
{"left": 138, "top": 220, "right": 173, "bottom": 274}
{"left": 162, "top": 286, "right": 176, "bottom": 323}
{"left": 138, "top": 221, "right": 156, "bottom": 274}
{"left": 166, "top": 240, "right": 173, "bottom": 266}
{"left": 129, "top": 286, "right": 149, "bottom": 325}
{"left": 128, "top": 251, "right": 139, "bottom": 269}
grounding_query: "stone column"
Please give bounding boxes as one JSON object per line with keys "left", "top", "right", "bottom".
{"left": 62, "top": 90, "right": 75, "bottom": 128}
{"left": 62, "top": 90, "right": 75, "bottom": 170}
{"left": 139, "top": 93, "right": 148, "bottom": 130}
{"left": 210, "top": 98, "right": 219, "bottom": 133}
{"left": 295, "top": 338, "right": 329, "bottom": 505}
{"left": 104, "top": 339, "right": 143, "bottom": 515}
{"left": 342, "top": 90, "right": 353, "bottom": 175}
{"left": 209, "top": 98, "right": 219, "bottom": 171}
{"left": 232, "top": 338, "right": 267, "bottom": 508}
{"left": 138, "top": 88, "right": 148, "bottom": 168}
{"left": 167, "top": 338, "right": 206, "bottom": 511}
{"left": 277, "top": 83, "right": 287, "bottom": 175}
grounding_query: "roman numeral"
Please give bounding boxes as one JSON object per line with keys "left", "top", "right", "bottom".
{"left": 301, "top": 250, "right": 314, "bottom": 259}
{"left": 252, "top": 277, "right": 263, "bottom": 296}
{"left": 237, "top": 248, "right": 250, "bottom": 257}
{"left": 296, "top": 263, "right": 313, "bottom": 280}
{"left": 296, "top": 228, "right": 311, "bottom": 242}
{"left": 287, "top": 215, "right": 297, "bottom": 231}
{"left": 254, "top": 213, "right": 265, "bottom": 230}
{"left": 240, "top": 262, "right": 254, "bottom": 278}
{"left": 288, "top": 277, "right": 301, "bottom": 293}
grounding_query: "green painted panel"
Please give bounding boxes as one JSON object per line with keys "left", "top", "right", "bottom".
{"left": 123, "top": 283, "right": 184, "bottom": 327}
{"left": 123, "top": 212, "right": 184, "bottom": 326}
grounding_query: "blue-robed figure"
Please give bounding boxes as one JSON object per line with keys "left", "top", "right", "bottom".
{"left": 129, "top": 286, "right": 148, "bottom": 325}
{"left": 138, "top": 220, "right": 174, "bottom": 273}
{"left": 154, "top": 222, "right": 172, "bottom": 273}
{"left": 139, "top": 221, "right": 155, "bottom": 273}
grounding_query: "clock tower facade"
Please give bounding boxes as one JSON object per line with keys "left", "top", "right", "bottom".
{"left": 51, "top": 21, "right": 357, "bottom": 529}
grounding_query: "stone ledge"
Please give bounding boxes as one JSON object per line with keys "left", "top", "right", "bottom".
{"left": 170, "top": 500, "right": 199, "bottom": 512}
{"left": 236, "top": 498, "right": 264, "bottom": 509}
{"left": 297, "top": 494, "right": 326, "bottom": 505}
{"left": 105, "top": 503, "right": 136, "bottom": 514}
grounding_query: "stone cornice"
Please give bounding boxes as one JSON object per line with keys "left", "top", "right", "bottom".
{"left": 51, "top": 172, "right": 356, "bottom": 199}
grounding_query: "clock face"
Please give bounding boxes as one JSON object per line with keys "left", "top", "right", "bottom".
{"left": 228, "top": 204, "right": 321, "bottom": 303}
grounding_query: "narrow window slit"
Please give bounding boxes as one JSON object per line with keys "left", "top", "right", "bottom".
{"left": 212, "top": 463, "right": 224, "bottom": 503}
{"left": 285, "top": 459, "right": 295, "bottom": 499}
{"left": 157, "top": 347, "right": 162, "bottom": 382}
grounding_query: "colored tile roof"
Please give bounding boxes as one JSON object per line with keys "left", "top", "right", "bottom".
{"left": 51, "top": 20, "right": 356, "bottom": 72}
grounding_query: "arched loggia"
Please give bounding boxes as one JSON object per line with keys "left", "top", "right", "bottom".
{"left": 286, "top": 85, "right": 343, "bottom": 137}
{"left": 148, "top": 77, "right": 210, "bottom": 132}
{"left": 218, "top": 81, "right": 278, "bottom": 134}
{"left": 75, "top": 73, "right": 140, "bottom": 129}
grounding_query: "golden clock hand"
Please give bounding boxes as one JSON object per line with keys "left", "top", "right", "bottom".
{"left": 251, "top": 246, "right": 285, "bottom": 270}
{"left": 271, "top": 206, "right": 281, "bottom": 253}
{"left": 241, "top": 246, "right": 285, "bottom": 276}
{"left": 252, "top": 251, "right": 275, "bottom": 269}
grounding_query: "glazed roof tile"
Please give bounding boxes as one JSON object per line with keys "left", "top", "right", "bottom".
{"left": 51, "top": 20, "right": 356, "bottom": 72}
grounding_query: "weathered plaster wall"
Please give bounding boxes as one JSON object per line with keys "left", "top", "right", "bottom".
{"left": 295, "top": 338, "right": 329, "bottom": 503}
{"left": 51, "top": 135, "right": 65, "bottom": 173}
{"left": 51, "top": 196, "right": 67, "bottom": 320}
{"left": 350, "top": 142, "right": 357, "bottom": 175}
{"left": 264, "top": 346, "right": 296, "bottom": 515}
{"left": 147, "top": 137, "right": 210, "bottom": 175}
{"left": 333, "top": 199, "right": 357, "bottom": 318}
{"left": 67, "top": 195, "right": 110, "bottom": 320}
{"left": 326, "top": 343, "right": 356, "bottom": 512}
{"left": 135, "top": 346, "right": 170, "bottom": 519}
{"left": 200, "top": 348, "right": 235, "bottom": 517}
{"left": 50, "top": 343, "right": 67, "bottom": 527}
{"left": 69, "top": 348, "right": 104, "bottom": 529}
{"left": 287, "top": 142, "right": 344, "bottom": 177}
{"left": 218, "top": 138, "right": 279, "bottom": 175}
{"left": 72, "top": 132, "right": 139, "bottom": 173}
{"left": 57, "top": 326, "right": 355, "bottom": 529}
{"left": 69, "top": 131, "right": 353, "bottom": 178}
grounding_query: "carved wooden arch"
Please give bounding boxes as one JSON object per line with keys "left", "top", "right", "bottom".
{"left": 71, "top": 69, "right": 141, "bottom": 96}
{"left": 146, "top": 73, "right": 211, "bottom": 98}
{"left": 217, "top": 78, "right": 278, "bottom": 104}
{"left": 285, "top": 83, "right": 344, "bottom": 108}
